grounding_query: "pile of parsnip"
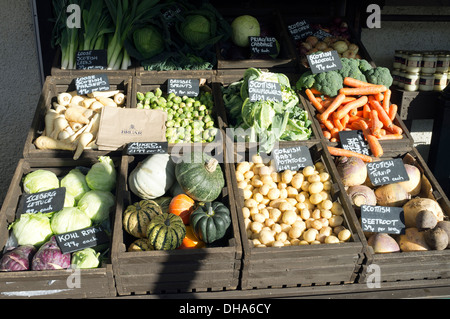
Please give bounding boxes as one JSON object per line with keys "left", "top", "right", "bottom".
{"left": 35, "top": 90, "right": 126, "bottom": 160}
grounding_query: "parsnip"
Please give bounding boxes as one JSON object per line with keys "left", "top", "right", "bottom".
{"left": 96, "top": 96, "right": 117, "bottom": 107}
{"left": 35, "top": 135, "right": 76, "bottom": 151}
{"left": 88, "top": 90, "right": 119, "bottom": 98}
{"left": 73, "top": 132, "right": 93, "bottom": 160}
{"left": 113, "top": 93, "right": 125, "bottom": 105}
{"left": 70, "top": 95, "right": 85, "bottom": 106}
{"left": 44, "top": 110, "right": 58, "bottom": 137}
{"left": 65, "top": 107, "right": 90, "bottom": 125}
{"left": 66, "top": 123, "right": 88, "bottom": 143}
{"left": 69, "top": 121, "right": 83, "bottom": 131}
{"left": 50, "top": 117, "right": 69, "bottom": 139}
{"left": 58, "top": 130, "right": 71, "bottom": 140}
{"left": 82, "top": 98, "right": 96, "bottom": 108}
{"left": 87, "top": 113, "right": 100, "bottom": 135}
{"left": 90, "top": 101, "right": 104, "bottom": 112}
{"left": 52, "top": 102, "right": 67, "bottom": 114}
{"left": 83, "top": 108, "right": 94, "bottom": 120}
{"left": 68, "top": 103, "right": 88, "bottom": 112}
{"left": 86, "top": 140, "right": 98, "bottom": 150}
{"left": 57, "top": 93, "right": 72, "bottom": 106}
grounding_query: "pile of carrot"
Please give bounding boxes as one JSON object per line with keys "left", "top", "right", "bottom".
{"left": 305, "top": 77, "right": 402, "bottom": 158}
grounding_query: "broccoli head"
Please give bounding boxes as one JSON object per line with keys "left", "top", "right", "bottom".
{"left": 338, "top": 58, "right": 367, "bottom": 82}
{"left": 313, "top": 71, "right": 343, "bottom": 97}
{"left": 296, "top": 70, "right": 315, "bottom": 90}
{"left": 358, "top": 59, "right": 373, "bottom": 73}
{"left": 364, "top": 67, "right": 393, "bottom": 87}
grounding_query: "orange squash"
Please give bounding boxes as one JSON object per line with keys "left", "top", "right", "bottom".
{"left": 169, "top": 194, "right": 195, "bottom": 225}
{"left": 179, "top": 226, "right": 205, "bottom": 249}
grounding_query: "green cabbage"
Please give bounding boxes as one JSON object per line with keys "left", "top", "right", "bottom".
{"left": 133, "top": 26, "right": 164, "bottom": 59}
{"left": 71, "top": 248, "right": 100, "bottom": 269}
{"left": 60, "top": 169, "right": 90, "bottom": 203}
{"left": 180, "top": 15, "right": 211, "bottom": 49}
{"left": 64, "top": 193, "right": 75, "bottom": 208}
{"left": 50, "top": 207, "right": 92, "bottom": 235}
{"left": 10, "top": 212, "right": 53, "bottom": 247}
{"left": 231, "top": 15, "right": 260, "bottom": 47}
{"left": 22, "top": 170, "right": 59, "bottom": 194}
{"left": 86, "top": 156, "right": 116, "bottom": 192}
{"left": 77, "top": 190, "right": 115, "bottom": 224}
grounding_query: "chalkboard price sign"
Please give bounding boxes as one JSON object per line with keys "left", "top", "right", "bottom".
{"left": 287, "top": 19, "right": 313, "bottom": 41}
{"left": 248, "top": 80, "right": 282, "bottom": 102}
{"left": 272, "top": 146, "right": 314, "bottom": 172}
{"left": 361, "top": 205, "right": 406, "bottom": 235}
{"left": 76, "top": 50, "right": 107, "bottom": 70}
{"left": 126, "top": 142, "right": 168, "bottom": 155}
{"left": 339, "top": 130, "right": 371, "bottom": 156}
{"left": 307, "top": 50, "right": 343, "bottom": 74}
{"left": 18, "top": 187, "right": 66, "bottom": 216}
{"left": 167, "top": 79, "right": 200, "bottom": 97}
{"left": 55, "top": 225, "right": 110, "bottom": 254}
{"left": 75, "top": 74, "right": 110, "bottom": 95}
{"left": 249, "top": 36, "right": 278, "bottom": 56}
{"left": 367, "top": 158, "right": 410, "bottom": 186}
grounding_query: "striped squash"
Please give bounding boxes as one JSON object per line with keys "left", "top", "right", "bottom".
{"left": 123, "top": 200, "right": 162, "bottom": 238}
{"left": 127, "top": 238, "right": 151, "bottom": 252}
{"left": 147, "top": 213, "right": 186, "bottom": 250}
{"left": 153, "top": 196, "right": 172, "bottom": 214}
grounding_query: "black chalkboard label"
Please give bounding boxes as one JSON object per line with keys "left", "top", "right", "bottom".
{"left": 55, "top": 225, "right": 110, "bottom": 254}
{"left": 313, "top": 29, "right": 333, "bottom": 40}
{"left": 307, "top": 50, "right": 343, "bottom": 74}
{"left": 126, "top": 142, "right": 168, "bottom": 155}
{"left": 167, "top": 79, "right": 200, "bottom": 97}
{"left": 361, "top": 205, "right": 406, "bottom": 235}
{"left": 339, "top": 130, "right": 371, "bottom": 156}
{"left": 287, "top": 19, "right": 313, "bottom": 41}
{"left": 18, "top": 187, "right": 66, "bottom": 216}
{"left": 248, "top": 80, "right": 282, "bottom": 102}
{"left": 272, "top": 146, "right": 314, "bottom": 172}
{"left": 249, "top": 36, "right": 278, "bottom": 56}
{"left": 75, "top": 74, "right": 110, "bottom": 95}
{"left": 367, "top": 158, "right": 410, "bottom": 186}
{"left": 76, "top": 50, "right": 107, "bottom": 70}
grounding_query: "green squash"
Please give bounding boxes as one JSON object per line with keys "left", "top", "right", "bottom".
{"left": 190, "top": 201, "right": 231, "bottom": 244}
{"left": 123, "top": 200, "right": 163, "bottom": 238}
{"left": 175, "top": 153, "right": 224, "bottom": 202}
{"left": 147, "top": 213, "right": 186, "bottom": 250}
{"left": 153, "top": 196, "right": 172, "bottom": 214}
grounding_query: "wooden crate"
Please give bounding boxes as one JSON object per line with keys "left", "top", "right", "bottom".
{"left": 111, "top": 146, "right": 242, "bottom": 296}
{"left": 300, "top": 92, "right": 415, "bottom": 149}
{"left": 136, "top": 68, "right": 217, "bottom": 78}
{"left": 131, "top": 75, "right": 227, "bottom": 150}
{"left": 0, "top": 157, "right": 122, "bottom": 298}
{"left": 352, "top": 147, "right": 450, "bottom": 283}
{"left": 228, "top": 141, "right": 365, "bottom": 290}
{"left": 23, "top": 75, "right": 133, "bottom": 159}
{"left": 215, "top": 8, "right": 298, "bottom": 70}
{"left": 50, "top": 49, "right": 137, "bottom": 76}
{"left": 390, "top": 87, "right": 441, "bottom": 120}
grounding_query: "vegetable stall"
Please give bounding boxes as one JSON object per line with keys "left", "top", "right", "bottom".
{"left": 1, "top": 0, "right": 450, "bottom": 299}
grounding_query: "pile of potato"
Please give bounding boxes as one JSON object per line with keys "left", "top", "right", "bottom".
{"left": 236, "top": 155, "right": 353, "bottom": 248}
{"left": 34, "top": 90, "right": 126, "bottom": 160}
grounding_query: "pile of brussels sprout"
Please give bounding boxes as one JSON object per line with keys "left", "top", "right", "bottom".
{"left": 136, "top": 87, "right": 218, "bottom": 143}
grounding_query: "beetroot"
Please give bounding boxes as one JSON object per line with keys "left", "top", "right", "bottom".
{"left": 0, "top": 245, "right": 36, "bottom": 271}
{"left": 31, "top": 237, "right": 71, "bottom": 271}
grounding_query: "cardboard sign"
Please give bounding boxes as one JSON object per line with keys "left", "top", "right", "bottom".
{"left": 167, "top": 79, "right": 200, "bottom": 97}
{"left": 367, "top": 158, "right": 410, "bottom": 186}
{"left": 55, "top": 225, "right": 110, "bottom": 254}
{"left": 339, "top": 130, "right": 371, "bottom": 156}
{"left": 18, "top": 187, "right": 66, "bottom": 216}
{"left": 287, "top": 19, "right": 313, "bottom": 41}
{"left": 249, "top": 36, "right": 278, "bottom": 56}
{"left": 248, "top": 80, "right": 282, "bottom": 102}
{"left": 75, "top": 74, "right": 110, "bottom": 95}
{"left": 76, "top": 50, "right": 107, "bottom": 70}
{"left": 272, "top": 146, "right": 314, "bottom": 172}
{"left": 307, "top": 50, "right": 343, "bottom": 74}
{"left": 361, "top": 205, "right": 406, "bottom": 235}
{"left": 126, "top": 142, "right": 169, "bottom": 155}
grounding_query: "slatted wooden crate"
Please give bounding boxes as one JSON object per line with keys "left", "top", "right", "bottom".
{"left": 111, "top": 146, "right": 242, "bottom": 296}
{"left": 0, "top": 156, "right": 121, "bottom": 298}
{"left": 228, "top": 141, "right": 365, "bottom": 290}
{"left": 23, "top": 75, "right": 133, "bottom": 159}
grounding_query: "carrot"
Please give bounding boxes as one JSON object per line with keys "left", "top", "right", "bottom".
{"left": 386, "top": 124, "right": 403, "bottom": 135}
{"left": 343, "top": 77, "right": 377, "bottom": 88}
{"left": 334, "top": 95, "right": 369, "bottom": 120}
{"left": 388, "top": 103, "right": 398, "bottom": 121}
{"left": 323, "top": 130, "right": 331, "bottom": 140}
{"left": 348, "top": 115, "right": 363, "bottom": 124}
{"left": 309, "top": 88, "right": 322, "bottom": 95}
{"left": 341, "top": 114, "right": 350, "bottom": 129}
{"left": 341, "top": 96, "right": 357, "bottom": 104}
{"left": 370, "top": 110, "right": 382, "bottom": 137}
{"left": 363, "top": 103, "right": 371, "bottom": 119}
{"left": 382, "top": 89, "right": 391, "bottom": 113}
{"left": 368, "top": 97, "right": 393, "bottom": 129}
{"left": 339, "top": 85, "right": 388, "bottom": 96}
{"left": 319, "top": 93, "right": 346, "bottom": 121}
{"left": 306, "top": 89, "right": 325, "bottom": 113}
{"left": 330, "top": 127, "right": 340, "bottom": 140}
{"left": 333, "top": 114, "right": 344, "bottom": 131}
{"left": 358, "top": 120, "right": 384, "bottom": 157}
{"left": 378, "top": 133, "right": 403, "bottom": 140}
{"left": 327, "top": 146, "right": 373, "bottom": 163}
{"left": 330, "top": 137, "right": 338, "bottom": 143}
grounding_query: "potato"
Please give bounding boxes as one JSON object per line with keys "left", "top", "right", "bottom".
{"left": 424, "top": 227, "right": 448, "bottom": 250}
{"left": 367, "top": 233, "right": 400, "bottom": 254}
{"left": 415, "top": 210, "right": 438, "bottom": 231}
{"left": 403, "top": 198, "right": 444, "bottom": 228}
{"left": 435, "top": 221, "right": 450, "bottom": 249}
{"left": 398, "top": 228, "right": 430, "bottom": 252}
